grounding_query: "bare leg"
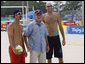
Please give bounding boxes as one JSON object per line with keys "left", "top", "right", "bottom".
{"left": 48, "top": 59, "right": 52, "bottom": 63}
{"left": 58, "top": 58, "right": 63, "bottom": 63}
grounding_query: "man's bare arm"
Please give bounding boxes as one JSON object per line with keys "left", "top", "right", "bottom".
{"left": 22, "top": 36, "right": 26, "bottom": 51}
{"left": 42, "top": 14, "right": 45, "bottom": 23}
{"left": 57, "top": 14, "right": 65, "bottom": 40}
{"left": 21, "top": 26, "right": 26, "bottom": 52}
{"left": 46, "top": 36, "right": 49, "bottom": 53}
{"left": 57, "top": 13, "right": 65, "bottom": 40}
{"left": 46, "top": 36, "right": 49, "bottom": 46}
{"left": 21, "top": 32, "right": 27, "bottom": 57}
{"left": 23, "top": 36, "right": 31, "bottom": 51}
{"left": 57, "top": 13, "right": 66, "bottom": 46}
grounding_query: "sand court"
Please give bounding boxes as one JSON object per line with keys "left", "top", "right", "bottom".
{"left": 1, "top": 32, "right": 84, "bottom": 63}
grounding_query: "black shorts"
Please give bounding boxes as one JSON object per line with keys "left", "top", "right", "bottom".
{"left": 46, "top": 35, "right": 63, "bottom": 59}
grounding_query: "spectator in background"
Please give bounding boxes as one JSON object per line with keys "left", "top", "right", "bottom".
{"left": 73, "top": 15, "right": 79, "bottom": 25}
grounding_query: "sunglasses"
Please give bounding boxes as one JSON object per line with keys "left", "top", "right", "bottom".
{"left": 47, "top": 5, "right": 53, "bottom": 8}
{"left": 16, "top": 12, "right": 22, "bottom": 15}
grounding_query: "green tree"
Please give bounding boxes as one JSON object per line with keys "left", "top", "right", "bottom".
{"left": 62, "top": 1, "right": 82, "bottom": 18}
{"left": 1, "top": 1, "right": 46, "bottom": 17}
{"left": 53, "top": 1, "right": 63, "bottom": 12}
{"left": 53, "top": 1, "right": 82, "bottom": 18}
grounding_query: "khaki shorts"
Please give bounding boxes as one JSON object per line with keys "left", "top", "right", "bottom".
{"left": 30, "top": 51, "right": 46, "bottom": 63}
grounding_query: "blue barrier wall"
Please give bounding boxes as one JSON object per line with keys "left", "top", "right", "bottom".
{"left": 3, "top": 25, "right": 84, "bottom": 35}
{"left": 66, "top": 26, "right": 84, "bottom": 34}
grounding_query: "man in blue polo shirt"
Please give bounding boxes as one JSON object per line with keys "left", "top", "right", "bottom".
{"left": 23, "top": 10, "right": 49, "bottom": 63}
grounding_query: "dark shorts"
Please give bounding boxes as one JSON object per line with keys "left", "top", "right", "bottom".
{"left": 46, "top": 35, "right": 63, "bottom": 59}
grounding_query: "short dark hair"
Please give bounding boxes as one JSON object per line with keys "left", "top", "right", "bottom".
{"left": 13, "top": 9, "right": 21, "bottom": 18}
